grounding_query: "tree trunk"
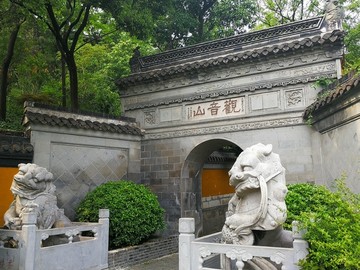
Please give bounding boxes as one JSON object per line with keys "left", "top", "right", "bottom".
{"left": 0, "top": 22, "right": 23, "bottom": 121}
{"left": 65, "top": 53, "right": 79, "bottom": 111}
{"left": 61, "top": 54, "right": 67, "bottom": 107}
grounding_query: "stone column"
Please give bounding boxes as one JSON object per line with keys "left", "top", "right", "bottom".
{"left": 179, "top": 218, "right": 195, "bottom": 270}
{"left": 20, "top": 212, "right": 37, "bottom": 270}
{"left": 99, "top": 209, "right": 110, "bottom": 269}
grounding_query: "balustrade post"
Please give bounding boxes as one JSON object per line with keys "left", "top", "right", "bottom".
{"left": 179, "top": 218, "right": 195, "bottom": 270}
{"left": 20, "top": 212, "right": 37, "bottom": 270}
{"left": 292, "top": 221, "right": 309, "bottom": 269}
{"left": 99, "top": 209, "right": 110, "bottom": 269}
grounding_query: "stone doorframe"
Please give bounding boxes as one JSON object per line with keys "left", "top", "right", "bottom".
{"left": 180, "top": 138, "right": 240, "bottom": 236}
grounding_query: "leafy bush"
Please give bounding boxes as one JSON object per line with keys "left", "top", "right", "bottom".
{"left": 285, "top": 178, "right": 360, "bottom": 269}
{"left": 76, "top": 180, "right": 165, "bottom": 249}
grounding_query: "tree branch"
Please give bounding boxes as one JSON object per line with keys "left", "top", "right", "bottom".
{"left": 75, "top": 27, "right": 120, "bottom": 52}
{"left": 45, "top": 3, "right": 69, "bottom": 53}
{"left": 70, "top": 4, "right": 91, "bottom": 52}
{"left": 59, "top": 0, "right": 76, "bottom": 29}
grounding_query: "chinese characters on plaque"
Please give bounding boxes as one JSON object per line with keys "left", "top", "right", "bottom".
{"left": 187, "top": 97, "right": 245, "bottom": 121}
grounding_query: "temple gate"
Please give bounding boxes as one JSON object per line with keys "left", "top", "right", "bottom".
{"left": 117, "top": 15, "right": 344, "bottom": 236}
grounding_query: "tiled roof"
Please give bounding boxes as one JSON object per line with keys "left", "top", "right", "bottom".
{"left": 23, "top": 103, "right": 144, "bottom": 136}
{"left": 303, "top": 72, "right": 360, "bottom": 118}
{"left": 0, "top": 133, "right": 34, "bottom": 166}
{"left": 117, "top": 29, "right": 344, "bottom": 87}
{"left": 207, "top": 152, "right": 237, "bottom": 163}
{"left": 135, "top": 16, "right": 324, "bottom": 71}
{"left": 117, "top": 13, "right": 345, "bottom": 88}
{"left": 0, "top": 134, "right": 33, "bottom": 155}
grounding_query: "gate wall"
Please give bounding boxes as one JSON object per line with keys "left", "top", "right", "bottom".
{"left": 118, "top": 17, "right": 344, "bottom": 235}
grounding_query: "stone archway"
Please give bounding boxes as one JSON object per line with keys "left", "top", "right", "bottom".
{"left": 181, "top": 139, "right": 241, "bottom": 236}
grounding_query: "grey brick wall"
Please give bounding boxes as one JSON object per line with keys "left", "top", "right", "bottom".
{"left": 107, "top": 236, "right": 178, "bottom": 269}
{"left": 141, "top": 139, "right": 184, "bottom": 236}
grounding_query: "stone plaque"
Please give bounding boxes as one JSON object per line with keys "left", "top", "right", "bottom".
{"left": 249, "top": 92, "right": 279, "bottom": 111}
{"left": 160, "top": 106, "right": 182, "bottom": 122}
{"left": 186, "top": 97, "right": 245, "bottom": 121}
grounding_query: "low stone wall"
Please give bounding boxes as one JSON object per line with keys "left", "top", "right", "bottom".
{"left": 107, "top": 235, "right": 178, "bottom": 269}
{"left": 202, "top": 194, "right": 232, "bottom": 209}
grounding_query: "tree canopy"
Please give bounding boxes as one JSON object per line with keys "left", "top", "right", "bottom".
{"left": 1, "top": 0, "right": 360, "bottom": 130}
{"left": 153, "top": 0, "right": 259, "bottom": 50}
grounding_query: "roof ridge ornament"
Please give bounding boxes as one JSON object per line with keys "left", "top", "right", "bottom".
{"left": 323, "top": 0, "right": 345, "bottom": 31}
{"left": 130, "top": 46, "right": 141, "bottom": 73}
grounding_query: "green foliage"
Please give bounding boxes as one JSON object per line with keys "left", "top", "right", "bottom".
{"left": 255, "top": 0, "right": 360, "bottom": 73}
{"left": 75, "top": 31, "right": 156, "bottom": 115}
{"left": 0, "top": 4, "right": 156, "bottom": 125}
{"left": 255, "top": 0, "right": 322, "bottom": 28}
{"left": 0, "top": 100, "right": 23, "bottom": 131}
{"left": 2, "top": 0, "right": 360, "bottom": 124}
{"left": 154, "top": 0, "right": 258, "bottom": 49}
{"left": 75, "top": 43, "right": 120, "bottom": 115}
{"left": 207, "top": 0, "right": 258, "bottom": 38}
{"left": 311, "top": 77, "right": 336, "bottom": 102}
{"left": 313, "top": 77, "right": 335, "bottom": 89}
{"left": 76, "top": 180, "right": 165, "bottom": 249}
{"left": 284, "top": 182, "right": 334, "bottom": 229}
{"left": 101, "top": 0, "right": 171, "bottom": 40}
{"left": 285, "top": 179, "right": 360, "bottom": 269}
{"left": 305, "top": 113, "right": 314, "bottom": 126}
{"left": 344, "top": 23, "right": 360, "bottom": 71}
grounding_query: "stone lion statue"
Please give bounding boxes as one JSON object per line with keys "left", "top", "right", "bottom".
{"left": 222, "top": 143, "right": 291, "bottom": 247}
{"left": 4, "top": 163, "right": 71, "bottom": 230}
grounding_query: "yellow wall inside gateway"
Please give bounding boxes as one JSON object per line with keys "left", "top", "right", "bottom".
{"left": 202, "top": 168, "right": 234, "bottom": 197}
{"left": 0, "top": 167, "right": 17, "bottom": 226}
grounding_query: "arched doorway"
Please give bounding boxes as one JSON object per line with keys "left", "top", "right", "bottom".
{"left": 181, "top": 139, "right": 241, "bottom": 236}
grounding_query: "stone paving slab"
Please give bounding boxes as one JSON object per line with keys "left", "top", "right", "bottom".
{"left": 121, "top": 253, "right": 179, "bottom": 270}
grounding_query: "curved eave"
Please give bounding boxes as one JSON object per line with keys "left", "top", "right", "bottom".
{"left": 117, "top": 30, "right": 345, "bottom": 88}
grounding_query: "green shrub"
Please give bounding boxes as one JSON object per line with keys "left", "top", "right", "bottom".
{"left": 284, "top": 182, "right": 333, "bottom": 230}
{"left": 285, "top": 178, "right": 360, "bottom": 269}
{"left": 76, "top": 180, "right": 165, "bottom": 249}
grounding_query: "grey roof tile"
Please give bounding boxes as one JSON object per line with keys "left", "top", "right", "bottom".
{"left": 24, "top": 110, "right": 143, "bottom": 136}
{"left": 0, "top": 133, "right": 34, "bottom": 166}
{"left": 303, "top": 72, "right": 360, "bottom": 118}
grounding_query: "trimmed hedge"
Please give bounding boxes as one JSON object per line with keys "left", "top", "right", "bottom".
{"left": 285, "top": 178, "right": 360, "bottom": 269}
{"left": 76, "top": 180, "right": 165, "bottom": 249}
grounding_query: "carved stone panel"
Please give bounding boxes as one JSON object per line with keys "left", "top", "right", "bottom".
{"left": 285, "top": 89, "right": 304, "bottom": 108}
{"left": 144, "top": 110, "right": 156, "bottom": 125}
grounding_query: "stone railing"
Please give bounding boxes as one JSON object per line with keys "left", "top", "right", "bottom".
{"left": 179, "top": 218, "right": 308, "bottom": 270}
{"left": 0, "top": 209, "right": 109, "bottom": 270}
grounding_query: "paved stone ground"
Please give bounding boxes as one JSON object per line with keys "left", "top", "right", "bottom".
{"left": 122, "top": 253, "right": 179, "bottom": 270}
